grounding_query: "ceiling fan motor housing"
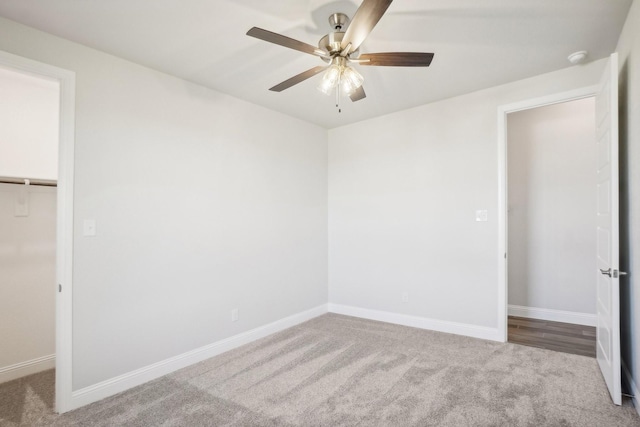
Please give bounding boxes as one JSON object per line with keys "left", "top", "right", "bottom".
{"left": 319, "top": 32, "right": 345, "bottom": 58}
{"left": 319, "top": 13, "right": 360, "bottom": 62}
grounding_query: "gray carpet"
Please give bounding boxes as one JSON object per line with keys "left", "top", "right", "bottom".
{"left": 1, "top": 313, "right": 639, "bottom": 426}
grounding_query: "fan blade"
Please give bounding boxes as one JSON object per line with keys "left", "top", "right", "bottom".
{"left": 269, "top": 66, "right": 327, "bottom": 92}
{"left": 341, "top": 0, "right": 393, "bottom": 53}
{"left": 247, "top": 27, "right": 327, "bottom": 58}
{"left": 349, "top": 86, "right": 366, "bottom": 102}
{"left": 359, "top": 52, "right": 434, "bottom": 67}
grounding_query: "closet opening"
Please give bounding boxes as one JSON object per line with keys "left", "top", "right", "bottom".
{"left": 0, "top": 64, "right": 60, "bottom": 415}
{"left": 0, "top": 51, "right": 75, "bottom": 414}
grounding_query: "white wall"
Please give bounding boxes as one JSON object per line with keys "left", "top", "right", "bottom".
{"left": 0, "top": 66, "right": 59, "bottom": 180}
{"left": 507, "top": 98, "right": 597, "bottom": 316}
{"left": 616, "top": 0, "right": 640, "bottom": 405}
{"left": 328, "top": 60, "right": 606, "bottom": 332}
{"left": 0, "top": 184, "right": 56, "bottom": 381}
{"left": 0, "top": 17, "right": 328, "bottom": 391}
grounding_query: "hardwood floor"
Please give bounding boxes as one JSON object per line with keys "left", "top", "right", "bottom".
{"left": 508, "top": 316, "right": 596, "bottom": 358}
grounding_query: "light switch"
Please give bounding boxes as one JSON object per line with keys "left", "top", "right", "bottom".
{"left": 475, "top": 210, "right": 488, "bottom": 222}
{"left": 83, "top": 219, "right": 96, "bottom": 236}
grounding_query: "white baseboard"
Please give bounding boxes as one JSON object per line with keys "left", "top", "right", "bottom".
{"left": 508, "top": 305, "right": 596, "bottom": 326}
{"left": 0, "top": 354, "right": 55, "bottom": 384}
{"left": 328, "top": 303, "right": 502, "bottom": 342}
{"left": 68, "top": 304, "right": 328, "bottom": 412}
{"left": 622, "top": 360, "right": 640, "bottom": 417}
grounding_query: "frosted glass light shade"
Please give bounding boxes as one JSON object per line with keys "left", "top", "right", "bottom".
{"left": 317, "top": 61, "right": 363, "bottom": 97}
{"left": 341, "top": 66, "right": 363, "bottom": 95}
{"left": 318, "top": 64, "right": 341, "bottom": 95}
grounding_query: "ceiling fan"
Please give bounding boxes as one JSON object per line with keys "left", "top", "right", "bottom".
{"left": 246, "top": 0, "right": 434, "bottom": 110}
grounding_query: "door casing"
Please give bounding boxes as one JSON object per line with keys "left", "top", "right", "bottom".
{"left": 0, "top": 50, "right": 76, "bottom": 414}
{"left": 497, "top": 85, "right": 598, "bottom": 342}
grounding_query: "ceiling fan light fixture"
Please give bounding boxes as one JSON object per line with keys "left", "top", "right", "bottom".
{"left": 318, "top": 63, "right": 342, "bottom": 95}
{"left": 318, "top": 57, "right": 364, "bottom": 97}
{"left": 341, "top": 66, "right": 364, "bottom": 95}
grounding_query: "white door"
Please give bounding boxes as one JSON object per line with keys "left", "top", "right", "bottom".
{"left": 595, "top": 52, "right": 621, "bottom": 406}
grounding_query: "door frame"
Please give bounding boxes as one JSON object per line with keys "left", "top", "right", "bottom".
{"left": 0, "top": 50, "right": 76, "bottom": 413}
{"left": 497, "top": 85, "right": 598, "bottom": 342}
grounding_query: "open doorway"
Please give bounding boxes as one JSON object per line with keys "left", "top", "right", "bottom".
{"left": 498, "top": 55, "right": 621, "bottom": 405}
{"left": 0, "top": 50, "right": 75, "bottom": 414}
{"left": 505, "top": 97, "right": 597, "bottom": 357}
{"left": 0, "top": 65, "right": 60, "bottom": 417}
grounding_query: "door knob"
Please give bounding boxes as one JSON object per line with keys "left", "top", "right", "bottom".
{"left": 614, "top": 270, "right": 628, "bottom": 278}
{"left": 600, "top": 268, "right": 629, "bottom": 278}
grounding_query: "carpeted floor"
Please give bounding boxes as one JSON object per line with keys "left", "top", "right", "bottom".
{"left": 1, "top": 313, "right": 639, "bottom": 426}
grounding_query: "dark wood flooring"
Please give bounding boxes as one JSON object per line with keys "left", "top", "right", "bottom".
{"left": 508, "top": 316, "right": 596, "bottom": 358}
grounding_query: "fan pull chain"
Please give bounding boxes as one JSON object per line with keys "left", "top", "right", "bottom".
{"left": 336, "top": 75, "right": 342, "bottom": 113}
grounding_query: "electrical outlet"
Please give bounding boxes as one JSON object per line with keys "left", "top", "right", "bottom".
{"left": 401, "top": 292, "right": 409, "bottom": 303}
{"left": 231, "top": 308, "right": 239, "bottom": 322}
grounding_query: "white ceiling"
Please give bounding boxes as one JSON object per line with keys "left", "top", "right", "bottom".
{"left": 0, "top": 0, "right": 632, "bottom": 129}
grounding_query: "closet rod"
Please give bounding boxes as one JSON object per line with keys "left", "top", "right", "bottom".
{"left": 0, "top": 177, "right": 57, "bottom": 187}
